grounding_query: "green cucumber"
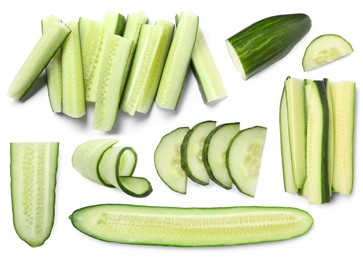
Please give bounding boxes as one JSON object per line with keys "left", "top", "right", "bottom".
{"left": 227, "top": 126, "right": 267, "bottom": 197}
{"left": 11, "top": 142, "right": 59, "bottom": 247}
{"left": 136, "top": 20, "right": 174, "bottom": 114}
{"left": 155, "top": 11, "right": 199, "bottom": 110}
{"left": 302, "top": 34, "right": 353, "bottom": 71}
{"left": 72, "top": 139, "right": 118, "bottom": 186}
{"left": 226, "top": 13, "right": 311, "bottom": 80}
{"left": 180, "top": 121, "right": 216, "bottom": 185}
{"left": 93, "top": 35, "right": 132, "bottom": 131}
{"left": 154, "top": 127, "right": 189, "bottom": 194}
{"left": 121, "top": 24, "right": 164, "bottom": 116}
{"left": 8, "top": 22, "right": 70, "bottom": 100}
{"left": 69, "top": 204, "right": 314, "bottom": 247}
{"left": 202, "top": 123, "right": 240, "bottom": 189}
{"left": 41, "top": 15, "right": 63, "bottom": 113}
{"left": 62, "top": 21, "right": 86, "bottom": 118}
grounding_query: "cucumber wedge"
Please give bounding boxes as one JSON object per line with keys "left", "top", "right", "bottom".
{"left": 69, "top": 204, "right": 314, "bottom": 247}
{"left": 227, "top": 126, "right": 267, "bottom": 197}
{"left": 62, "top": 21, "right": 86, "bottom": 118}
{"left": 155, "top": 11, "right": 199, "bottom": 110}
{"left": 203, "top": 123, "right": 240, "bottom": 189}
{"left": 154, "top": 127, "right": 189, "bottom": 194}
{"left": 11, "top": 142, "right": 59, "bottom": 247}
{"left": 41, "top": 16, "right": 63, "bottom": 113}
{"left": 8, "top": 22, "right": 70, "bottom": 100}
{"left": 302, "top": 34, "right": 353, "bottom": 71}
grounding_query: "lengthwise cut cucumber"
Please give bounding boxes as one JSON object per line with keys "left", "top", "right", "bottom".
{"left": 69, "top": 204, "right": 314, "bottom": 247}
{"left": 11, "top": 142, "right": 59, "bottom": 247}
{"left": 226, "top": 13, "right": 311, "bottom": 80}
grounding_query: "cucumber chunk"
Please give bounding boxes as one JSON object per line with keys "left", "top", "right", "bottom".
{"left": 154, "top": 127, "right": 189, "bottom": 194}
{"left": 302, "top": 34, "right": 353, "bottom": 71}
{"left": 8, "top": 22, "right": 70, "bottom": 100}
{"left": 70, "top": 204, "right": 314, "bottom": 247}
{"left": 181, "top": 121, "right": 216, "bottom": 185}
{"left": 11, "top": 142, "right": 59, "bottom": 247}
{"left": 203, "top": 123, "right": 240, "bottom": 189}
{"left": 227, "top": 126, "right": 267, "bottom": 197}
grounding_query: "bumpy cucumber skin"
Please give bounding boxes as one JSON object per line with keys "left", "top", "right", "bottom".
{"left": 226, "top": 13, "right": 311, "bottom": 80}
{"left": 69, "top": 204, "right": 314, "bottom": 247}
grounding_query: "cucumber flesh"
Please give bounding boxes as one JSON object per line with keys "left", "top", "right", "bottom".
{"left": 155, "top": 11, "right": 199, "bottom": 110}
{"left": 11, "top": 142, "right": 59, "bottom": 247}
{"left": 154, "top": 127, "right": 189, "bottom": 194}
{"left": 302, "top": 34, "right": 353, "bottom": 71}
{"left": 180, "top": 121, "right": 216, "bottom": 185}
{"left": 62, "top": 21, "right": 86, "bottom": 118}
{"left": 69, "top": 204, "right": 314, "bottom": 247}
{"left": 41, "top": 15, "right": 63, "bottom": 113}
{"left": 203, "top": 123, "right": 240, "bottom": 189}
{"left": 8, "top": 22, "right": 70, "bottom": 100}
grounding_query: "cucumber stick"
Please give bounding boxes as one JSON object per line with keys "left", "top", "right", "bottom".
{"left": 11, "top": 142, "right": 59, "bottom": 247}
{"left": 70, "top": 204, "right": 313, "bottom": 247}
{"left": 93, "top": 35, "right": 132, "bottom": 131}
{"left": 62, "top": 21, "right": 86, "bottom": 118}
{"left": 41, "top": 15, "right": 63, "bottom": 113}
{"left": 226, "top": 13, "right": 311, "bottom": 80}
{"left": 8, "top": 22, "right": 70, "bottom": 100}
{"left": 156, "top": 11, "right": 198, "bottom": 110}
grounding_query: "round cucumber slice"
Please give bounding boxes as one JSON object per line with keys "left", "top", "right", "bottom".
{"left": 302, "top": 34, "right": 353, "bottom": 71}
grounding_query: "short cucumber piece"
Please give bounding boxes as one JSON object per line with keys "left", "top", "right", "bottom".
{"left": 62, "top": 21, "right": 86, "bottom": 118}
{"left": 121, "top": 24, "right": 164, "bottom": 116}
{"left": 11, "top": 142, "right": 59, "bottom": 247}
{"left": 69, "top": 204, "right": 314, "bottom": 247}
{"left": 41, "top": 15, "right": 63, "bottom": 113}
{"left": 93, "top": 35, "right": 132, "bottom": 131}
{"left": 8, "top": 22, "right": 70, "bottom": 100}
{"left": 154, "top": 127, "right": 189, "bottom": 194}
{"left": 155, "top": 11, "right": 199, "bottom": 110}
{"left": 72, "top": 139, "right": 118, "bottom": 186}
{"left": 227, "top": 126, "right": 267, "bottom": 197}
{"left": 226, "top": 13, "right": 311, "bottom": 80}
{"left": 302, "top": 34, "right": 353, "bottom": 71}
{"left": 99, "top": 146, "right": 152, "bottom": 197}
{"left": 136, "top": 20, "right": 175, "bottom": 114}
{"left": 279, "top": 87, "right": 298, "bottom": 193}
{"left": 202, "top": 123, "right": 240, "bottom": 189}
{"left": 180, "top": 121, "right": 216, "bottom": 185}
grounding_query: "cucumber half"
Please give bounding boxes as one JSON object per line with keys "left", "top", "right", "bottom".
{"left": 302, "top": 34, "right": 353, "bottom": 71}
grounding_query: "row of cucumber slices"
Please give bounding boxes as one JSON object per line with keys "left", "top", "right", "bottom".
{"left": 154, "top": 121, "right": 267, "bottom": 197}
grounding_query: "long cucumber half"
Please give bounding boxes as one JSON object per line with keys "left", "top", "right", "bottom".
{"left": 70, "top": 204, "right": 314, "bottom": 247}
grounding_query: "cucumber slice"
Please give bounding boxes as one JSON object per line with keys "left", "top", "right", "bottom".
{"left": 302, "top": 34, "right": 353, "bottom": 71}
{"left": 155, "top": 11, "right": 199, "bottom": 110}
{"left": 93, "top": 35, "right": 132, "bottom": 131}
{"left": 154, "top": 127, "right": 189, "bottom": 194}
{"left": 227, "top": 126, "right": 267, "bottom": 197}
{"left": 136, "top": 20, "right": 174, "bottom": 114}
{"left": 72, "top": 139, "right": 118, "bottom": 186}
{"left": 280, "top": 87, "right": 298, "bottom": 193}
{"left": 69, "top": 204, "right": 314, "bottom": 247}
{"left": 62, "top": 21, "right": 86, "bottom": 118}
{"left": 99, "top": 146, "right": 152, "bottom": 197}
{"left": 41, "top": 16, "right": 63, "bottom": 113}
{"left": 180, "top": 121, "right": 216, "bottom": 185}
{"left": 11, "top": 142, "right": 59, "bottom": 247}
{"left": 8, "top": 22, "right": 70, "bottom": 100}
{"left": 202, "top": 123, "right": 240, "bottom": 189}
{"left": 121, "top": 24, "right": 164, "bottom": 116}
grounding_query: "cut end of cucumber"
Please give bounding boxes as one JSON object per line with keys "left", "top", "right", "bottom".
{"left": 302, "top": 34, "right": 353, "bottom": 71}
{"left": 225, "top": 40, "right": 247, "bottom": 80}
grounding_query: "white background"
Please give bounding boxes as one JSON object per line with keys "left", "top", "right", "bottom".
{"left": 0, "top": 0, "right": 361, "bottom": 259}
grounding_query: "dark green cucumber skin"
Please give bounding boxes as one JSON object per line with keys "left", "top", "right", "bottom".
{"left": 227, "top": 13, "right": 311, "bottom": 79}
{"left": 69, "top": 204, "right": 314, "bottom": 247}
{"left": 113, "top": 14, "right": 126, "bottom": 35}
